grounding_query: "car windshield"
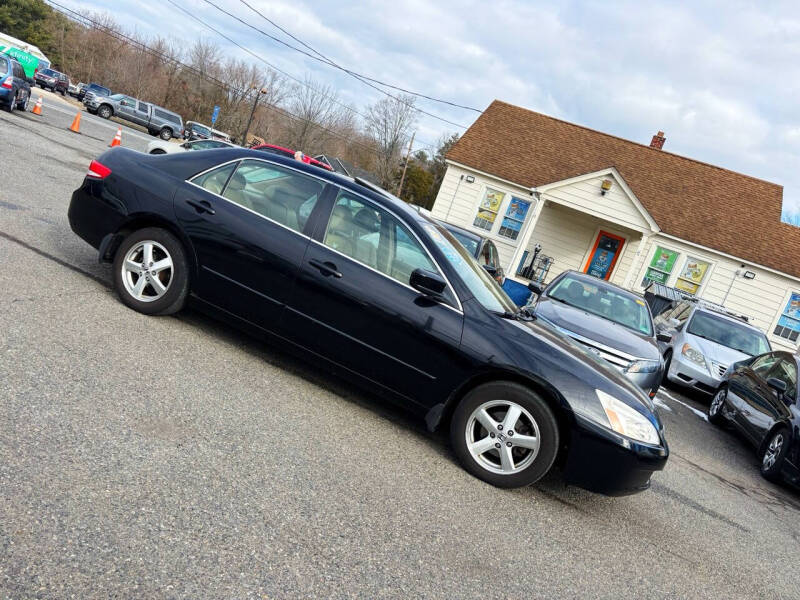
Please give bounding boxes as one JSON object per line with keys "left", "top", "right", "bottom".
{"left": 41, "top": 68, "right": 56, "bottom": 76}
{"left": 686, "top": 311, "right": 770, "bottom": 356}
{"left": 109, "top": 94, "right": 125, "bottom": 99}
{"left": 547, "top": 274, "right": 653, "bottom": 335}
{"left": 444, "top": 228, "right": 480, "bottom": 257}
{"left": 422, "top": 222, "right": 516, "bottom": 314}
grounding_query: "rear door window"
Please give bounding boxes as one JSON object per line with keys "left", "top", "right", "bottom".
{"left": 137, "top": 102, "right": 150, "bottom": 114}
{"left": 191, "top": 163, "right": 236, "bottom": 195}
{"left": 0, "top": 59, "right": 7, "bottom": 77}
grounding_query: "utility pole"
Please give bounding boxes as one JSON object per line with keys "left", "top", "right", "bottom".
{"left": 240, "top": 84, "right": 266, "bottom": 146}
{"left": 396, "top": 131, "right": 416, "bottom": 197}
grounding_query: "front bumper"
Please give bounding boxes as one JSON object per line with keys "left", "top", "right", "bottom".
{"left": 563, "top": 413, "right": 668, "bottom": 496}
{"left": 667, "top": 352, "right": 721, "bottom": 394}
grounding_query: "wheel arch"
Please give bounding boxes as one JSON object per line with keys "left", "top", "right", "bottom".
{"left": 758, "top": 421, "right": 792, "bottom": 458}
{"left": 427, "top": 370, "right": 575, "bottom": 456}
{"left": 105, "top": 213, "right": 198, "bottom": 282}
{"left": 97, "top": 103, "right": 113, "bottom": 116}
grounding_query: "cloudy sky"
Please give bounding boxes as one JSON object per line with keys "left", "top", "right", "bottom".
{"left": 60, "top": 0, "right": 800, "bottom": 216}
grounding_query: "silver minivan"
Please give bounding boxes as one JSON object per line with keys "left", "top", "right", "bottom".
{"left": 654, "top": 299, "right": 771, "bottom": 395}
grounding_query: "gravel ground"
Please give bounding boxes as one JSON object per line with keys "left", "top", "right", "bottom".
{"left": 1, "top": 99, "right": 800, "bottom": 599}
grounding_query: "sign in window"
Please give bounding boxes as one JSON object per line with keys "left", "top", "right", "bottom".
{"left": 645, "top": 246, "right": 679, "bottom": 285}
{"left": 498, "top": 197, "right": 531, "bottom": 240}
{"left": 774, "top": 292, "right": 800, "bottom": 342}
{"left": 675, "top": 257, "right": 710, "bottom": 295}
{"left": 473, "top": 188, "right": 505, "bottom": 231}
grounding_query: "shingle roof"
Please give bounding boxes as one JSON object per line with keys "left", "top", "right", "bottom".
{"left": 448, "top": 100, "right": 800, "bottom": 278}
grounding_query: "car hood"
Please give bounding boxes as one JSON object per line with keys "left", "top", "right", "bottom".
{"left": 535, "top": 297, "right": 659, "bottom": 361}
{"left": 684, "top": 333, "right": 752, "bottom": 366}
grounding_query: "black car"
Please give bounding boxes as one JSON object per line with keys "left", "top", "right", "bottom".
{"left": 67, "top": 147, "right": 668, "bottom": 495}
{"left": 34, "top": 67, "right": 68, "bottom": 94}
{"left": 0, "top": 53, "right": 31, "bottom": 113}
{"left": 709, "top": 351, "right": 800, "bottom": 486}
{"left": 436, "top": 220, "right": 505, "bottom": 284}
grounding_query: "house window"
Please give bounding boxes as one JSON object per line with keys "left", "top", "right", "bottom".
{"left": 773, "top": 292, "right": 800, "bottom": 342}
{"left": 473, "top": 188, "right": 505, "bottom": 231}
{"left": 675, "top": 257, "right": 710, "bottom": 295}
{"left": 498, "top": 196, "right": 531, "bottom": 240}
{"left": 643, "top": 246, "right": 679, "bottom": 285}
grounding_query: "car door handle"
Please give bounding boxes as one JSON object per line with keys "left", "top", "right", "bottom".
{"left": 309, "top": 259, "right": 342, "bottom": 278}
{"left": 185, "top": 199, "right": 215, "bottom": 215}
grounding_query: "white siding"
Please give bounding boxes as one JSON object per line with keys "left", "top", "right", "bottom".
{"left": 540, "top": 175, "right": 651, "bottom": 233}
{"left": 632, "top": 236, "right": 800, "bottom": 351}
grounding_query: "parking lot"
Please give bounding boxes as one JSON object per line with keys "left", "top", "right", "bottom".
{"left": 2, "top": 96, "right": 800, "bottom": 599}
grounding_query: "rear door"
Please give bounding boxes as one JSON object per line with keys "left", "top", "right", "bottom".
{"left": 285, "top": 188, "right": 465, "bottom": 404}
{"left": 174, "top": 158, "right": 330, "bottom": 332}
{"left": 133, "top": 101, "right": 151, "bottom": 127}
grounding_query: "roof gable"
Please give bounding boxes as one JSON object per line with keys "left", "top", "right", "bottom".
{"left": 448, "top": 100, "right": 800, "bottom": 278}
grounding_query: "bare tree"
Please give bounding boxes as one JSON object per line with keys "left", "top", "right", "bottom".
{"left": 285, "top": 76, "right": 351, "bottom": 153}
{"left": 365, "top": 94, "right": 417, "bottom": 188}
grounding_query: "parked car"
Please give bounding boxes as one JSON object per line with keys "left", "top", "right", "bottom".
{"left": 86, "top": 93, "right": 184, "bottom": 140}
{"left": 68, "top": 80, "right": 81, "bottom": 96}
{"left": 146, "top": 138, "right": 236, "bottom": 154}
{"left": 0, "top": 53, "right": 31, "bottom": 113}
{"left": 33, "top": 67, "right": 68, "bottom": 94}
{"left": 527, "top": 271, "right": 667, "bottom": 397}
{"left": 436, "top": 220, "right": 504, "bottom": 284}
{"left": 251, "top": 143, "right": 333, "bottom": 171}
{"left": 78, "top": 82, "right": 110, "bottom": 103}
{"left": 708, "top": 351, "right": 799, "bottom": 486}
{"left": 211, "top": 128, "right": 232, "bottom": 143}
{"left": 183, "top": 121, "right": 212, "bottom": 140}
{"left": 67, "top": 147, "right": 668, "bottom": 495}
{"left": 654, "top": 298, "right": 770, "bottom": 395}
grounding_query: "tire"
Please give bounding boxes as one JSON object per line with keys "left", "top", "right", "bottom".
{"left": 60, "top": 89, "right": 66, "bottom": 96}
{"left": 450, "top": 381, "right": 560, "bottom": 488}
{"left": 661, "top": 350, "right": 673, "bottom": 386}
{"left": 112, "top": 227, "right": 189, "bottom": 316}
{"left": 17, "top": 91, "right": 29, "bottom": 111}
{"left": 159, "top": 127, "right": 173, "bottom": 141}
{"left": 708, "top": 386, "right": 727, "bottom": 426}
{"left": 4, "top": 94, "right": 14, "bottom": 113}
{"left": 760, "top": 427, "right": 789, "bottom": 482}
{"left": 150, "top": 149, "right": 167, "bottom": 155}
{"left": 97, "top": 105, "right": 112, "bottom": 119}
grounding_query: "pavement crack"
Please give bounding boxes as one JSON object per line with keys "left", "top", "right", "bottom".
{"left": 651, "top": 481, "right": 750, "bottom": 532}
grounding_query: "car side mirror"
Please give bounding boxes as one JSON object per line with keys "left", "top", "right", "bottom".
{"left": 767, "top": 377, "right": 787, "bottom": 396}
{"left": 482, "top": 264, "right": 497, "bottom": 276}
{"left": 410, "top": 268, "right": 446, "bottom": 299}
{"left": 527, "top": 282, "right": 544, "bottom": 296}
{"left": 656, "top": 332, "right": 672, "bottom": 343}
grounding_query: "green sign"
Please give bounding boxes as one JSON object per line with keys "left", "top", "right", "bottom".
{"left": 645, "top": 246, "right": 679, "bottom": 285}
{"left": 0, "top": 45, "right": 40, "bottom": 78}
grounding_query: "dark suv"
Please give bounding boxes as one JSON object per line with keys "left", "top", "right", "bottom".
{"left": 34, "top": 67, "right": 68, "bottom": 95}
{"left": 0, "top": 53, "right": 31, "bottom": 113}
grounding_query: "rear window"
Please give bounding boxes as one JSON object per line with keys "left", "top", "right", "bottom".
{"left": 154, "top": 109, "right": 182, "bottom": 125}
{"left": 0, "top": 58, "right": 8, "bottom": 77}
{"left": 41, "top": 68, "right": 57, "bottom": 76}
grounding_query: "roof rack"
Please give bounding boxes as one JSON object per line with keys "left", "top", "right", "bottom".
{"left": 644, "top": 282, "right": 752, "bottom": 323}
{"left": 692, "top": 299, "right": 752, "bottom": 324}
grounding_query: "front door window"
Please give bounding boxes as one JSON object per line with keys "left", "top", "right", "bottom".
{"left": 583, "top": 231, "right": 625, "bottom": 281}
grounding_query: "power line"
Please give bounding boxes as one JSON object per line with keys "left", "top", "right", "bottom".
{"left": 196, "top": 0, "right": 471, "bottom": 130}
{"left": 236, "top": 0, "right": 483, "bottom": 114}
{"left": 45, "top": 0, "right": 438, "bottom": 160}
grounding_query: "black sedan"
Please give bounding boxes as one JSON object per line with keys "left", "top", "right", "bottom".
{"left": 709, "top": 351, "right": 800, "bottom": 486}
{"left": 68, "top": 147, "right": 668, "bottom": 495}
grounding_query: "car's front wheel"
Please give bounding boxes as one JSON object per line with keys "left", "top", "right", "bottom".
{"left": 760, "top": 427, "right": 789, "bottom": 482}
{"left": 708, "top": 387, "right": 727, "bottom": 425}
{"left": 450, "top": 382, "right": 559, "bottom": 488}
{"left": 97, "top": 105, "right": 112, "bottom": 119}
{"left": 112, "top": 228, "right": 189, "bottom": 315}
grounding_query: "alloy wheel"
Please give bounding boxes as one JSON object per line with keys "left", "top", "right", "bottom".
{"left": 710, "top": 389, "right": 725, "bottom": 416}
{"left": 121, "top": 240, "right": 174, "bottom": 302}
{"left": 465, "top": 400, "right": 541, "bottom": 475}
{"left": 763, "top": 433, "right": 784, "bottom": 470}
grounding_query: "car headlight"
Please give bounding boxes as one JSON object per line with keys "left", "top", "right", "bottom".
{"left": 681, "top": 343, "right": 706, "bottom": 367}
{"left": 625, "top": 359, "right": 660, "bottom": 374}
{"left": 596, "top": 389, "right": 660, "bottom": 445}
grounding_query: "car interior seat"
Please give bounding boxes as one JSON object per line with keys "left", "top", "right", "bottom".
{"left": 325, "top": 205, "right": 355, "bottom": 256}
{"left": 223, "top": 172, "right": 254, "bottom": 211}
{"left": 352, "top": 208, "right": 380, "bottom": 268}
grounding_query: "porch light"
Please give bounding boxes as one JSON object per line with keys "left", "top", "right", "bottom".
{"left": 465, "top": 175, "right": 475, "bottom": 183}
{"left": 600, "top": 179, "right": 613, "bottom": 195}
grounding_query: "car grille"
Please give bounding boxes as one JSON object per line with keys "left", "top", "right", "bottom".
{"left": 709, "top": 361, "right": 728, "bottom": 378}
{"left": 561, "top": 331, "right": 636, "bottom": 370}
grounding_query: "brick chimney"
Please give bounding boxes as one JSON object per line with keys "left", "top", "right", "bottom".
{"left": 650, "top": 131, "right": 666, "bottom": 150}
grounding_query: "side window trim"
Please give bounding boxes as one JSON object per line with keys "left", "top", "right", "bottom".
{"left": 316, "top": 187, "right": 462, "bottom": 313}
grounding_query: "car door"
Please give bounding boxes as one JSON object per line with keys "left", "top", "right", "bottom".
{"left": 134, "top": 101, "right": 151, "bottom": 127}
{"left": 727, "top": 353, "right": 779, "bottom": 443}
{"left": 117, "top": 96, "right": 137, "bottom": 121}
{"left": 749, "top": 355, "right": 796, "bottom": 443}
{"left": 174, "top": 158, "right": 330, "bottom": 332}
{"left": 285, "top": 188, "right": 465, "bottom": 404}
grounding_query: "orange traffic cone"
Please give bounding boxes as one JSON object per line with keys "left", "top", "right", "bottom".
{"left": 109, "top": 126, "right": 122, "bottom": 148}
{"left": 69, "top": 111, "right": 81, "bottom": 133}
{"left": 31, "top": 95, "right": 42, "bottom": 115}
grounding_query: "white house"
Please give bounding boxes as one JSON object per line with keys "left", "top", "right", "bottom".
{"left": 431, "top": 100, "right": 800, "bottom": 352}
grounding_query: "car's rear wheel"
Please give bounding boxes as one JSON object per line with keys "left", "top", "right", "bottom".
{"left": 4, "top": 94, "right": 14, "bottom": 113}
{"left": 112, "top": 228, "right": 189, "bottom": 316}
{"left": 149, "top": 148, "right": 167, "bottom": 154}
{"left": 661, "top": 350, "right": 673, "bottom": 385}
{"left": 708, "top": 387, "right": 727, "bottom": 425}
{"left": 760, "top": 427, "right": 789, "bottom": 482}
{"left": 450, "top": 382, "right": 559, "bottom": 488}
{"left": 159, "top": 127, "right": 173, "bottom": 140}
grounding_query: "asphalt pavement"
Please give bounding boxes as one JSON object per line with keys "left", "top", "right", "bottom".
{"left": 2, "top": 97, "right": 800, "bottom": 599}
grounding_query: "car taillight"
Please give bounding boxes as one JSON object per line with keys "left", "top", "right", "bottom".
{"left": 86, "top": 160, "right": 112, "bottom": 180}
{"left": 1, "top": 77, "right": 11, "bottom": 89}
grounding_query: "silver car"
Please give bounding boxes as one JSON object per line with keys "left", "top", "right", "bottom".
{"left": 529, "top": 271, "right": 669, "bottom": 397}
{"left": 146, "top": 138, "right": 236, "bottom": 155}
{"left": 654, "top": 299, "right": 771, "bottom": 395}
